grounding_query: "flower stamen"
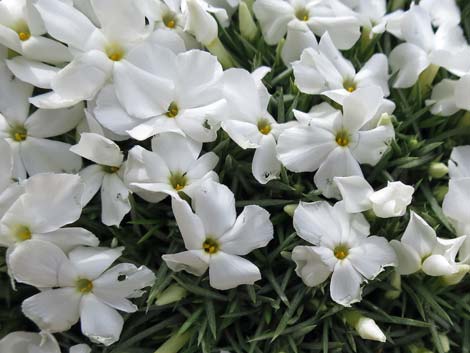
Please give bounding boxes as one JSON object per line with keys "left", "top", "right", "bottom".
{"left": 169, "top": 172, "right": 187, "bottom": 191}
{"left": 14, "top": 225, "right": 32, "bottom": 241}
{"left": 10, "top": 126, "right": 27, "bottom": 142}
{"left": 166, "top": 102, "right": 179, "bottom": 118}
{"left": 334, "top": 245, "right": 349, "bottom": 260}
{"left": 203, "top": 238, "right": 219, "bottom": 254}
{"left": 335, "top": 130, "right": 350, "bottom": 147}
{"left": 76, "top": 279, "right": 93, "bottom": 293}
{"left": 257, "top": 119, "right": 272, "bottom": 135}
{"left": 295, "top": 8, "right": 309, "bottom": 21}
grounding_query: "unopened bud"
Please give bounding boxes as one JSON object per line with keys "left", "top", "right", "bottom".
{"left": 343, "top": 311, "right": 386, "bottom": 342}
{"left": 433, "top": 185, "right": 448, "bottom": 203}
{"left": 377, "top": 113, "right": 393, "bottom": 126}
{"left": 154, "top": 331, "right": 192, "bottom": 353}
{"left": 429, "top": 162, "right": 448, "bottom": 179}
{"left": 441, "top": 264, "right": 470, "bottom": 286}
{"left": 239, "top": 2, "right": 258, "bottom": 41}
{"left": 206, "top": 37, "right": 235, "bottom": 68}
{"left": 283, "top": 204, "right": 298, "bottom": 217}
{"left": 385, "top": 270, "right": 402, "bottom": 299}
{"left": 438, "top": 333, "right": 450, "bottom": 352}
{"left": 156, "top": 284, "right": 187, "bottom": 306}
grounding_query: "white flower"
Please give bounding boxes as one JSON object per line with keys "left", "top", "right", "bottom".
{"left": 253, "top": 0, "right": 361, "bottom": 50}
{"left": 70, "top": 133, "right": 131, "bottom": 226}
{"left": 293, "top": 32, "right": 389, "bottom": 104}
{"left": 24, "top": 0, "right": 185, "bottom": 109}
{"left": 419, "top": 0, "right": 460, "bottom": 27}
{"left": 389, "top": 4, "right": 468, "bottom": 88}
{"left": 292, "top": 201, "right": 396, "bottom": 306}
{"left": 93, "top": 48, "right": 225, "bottom": 142}
{"left": 126, "top": 132, "right": 219, "bottom": 202}
{"left": 221, "top": 66, "right": 294, "bottom": 184}
{"left": 427, "top": 75, "right": 470, "bottom": 116}
{"left": 390, "top": 212, "right": 467, "bottom": 276}
{"left": 448, "top": 145, "right": 470, "bottom": 179}
{"left": 277, "top": 87, "right": 395, "bottom": 198}
{"left": 162, "top": 179, "right": 273, "bottom": 290}
{"left": 0, "top": 70, "right": 83, "bottom": 178}
{"left": 0, "top": 139, "right": 15, "bottom": 193}
{"left": 334, "top": 176, "right": 414, "bottom": 217}
{"left": 0, "top": 173, "right": 99, "bottom": 251}
{"left": 0, "top": 331, "right": 90, "bottom": 353}
{"left": 9, "top": 241, "right": 155, "bottom": 346}
{"left": 0, "top": 0, "right": 71, "bottom": 64}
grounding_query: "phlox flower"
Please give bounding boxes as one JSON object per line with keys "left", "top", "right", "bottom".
{"left": 93, "top": 48, "right": 225, "bottom": 142}
{"left": 277, "top": 87, "right": 395, "bottom": 198}
{"left": 0, "top": 0, "right": 71, "bottom": 64}
{"left": 253, "top": 0, "right": 361, "bottom": 51}
{"left": 389, "top": 4, "right": 469, "bottom": 88}
{"left": 390, "top": 212, "right": 466, "bottom": 276}
{"left": 162, "top": 180, "right": 273, "bottom": 290}
{"left": 0, "top": 331, "right": 90, "bottom": 353}
{"left": 9, "top": 241, "right": 155, "bottom": 346}
{"left": 427, "top": 74, "right": 470, "bottom": 116}
{"left": 70, "top": 133, "right": 131, "bottom": 227}
{"left": 20, "top": 0, "right": 185, "bottom": 110}
{"left": 0, "top": 173, "right": 98, "bottom": 253}
{"left": 221, "top": 66, "right": 295, "bottom": 184}
{"left": 334, "top": 176, "right": 414, "bottom": 218}
{"left": 126, "top": 132, "right": 218, "bottom": 202}
{"left": 292, "top": 201, "right": 396, "bottom": 306}
{"left": 0, "top": 70, "right": 83, "bottom": 178}
{"left": 293, "top": 32, "right": 389, "bottom": 104}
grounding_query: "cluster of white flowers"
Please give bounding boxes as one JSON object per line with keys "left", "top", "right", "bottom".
{"left": 0, "top": 0, "right": 469, "bottom": 350}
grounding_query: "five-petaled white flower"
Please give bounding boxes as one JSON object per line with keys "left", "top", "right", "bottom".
{"left": 277, "top": 87, "right": 395, "bottom": 198}
{"left": 162, "top": 179, "right": 273, "bottom": 290}
{"left": 126, "top": 132, "right": 219, "bottom": 202}
{"left": 390, "top": 212, "right": 466, "bottom": 276}
{"left": 293, "top": 32, "right": 390, "bottom": 104}
{"left": 292, "top": 200, "right": 396, "bottom": 306}
{"left": 70, "top": 132, "right": 132, "bottom": 227}
{"left": 334, "top": 176, "right": 414, "bottom": 218}
{"left": 9, "top": 241, "right": 155, "bottom": 346}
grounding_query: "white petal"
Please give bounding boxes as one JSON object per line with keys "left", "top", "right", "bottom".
{"left": 22, "top": 288, "right": 81, "bottom": 332}
{"left": 389, "top": 43, "right": 430, "bottom": 88}
{"left": 20, "top": 138, "right": 82, "bottom": 176}
{"left": 51, "top": 50, "right": 112, "bottom": 101}
{"left": 209, "top": 252, "right": 261, "bottom": 290}
{"left": 3, "top": 173, "right": 83, "bottom": 234}
{"left": 252, "top": 0, "right": 293, "bottom": 45}
{"left": 317, "top": 31, "right": 356, "bottom": 79}
{"left": 428, "top": 79, "right": 459, "bottom": 117}
{"left": 293, "top": 48, "right": 326, "bottom": 95}
{"left": 348, "top": 236, "right": 396, "bottom": 280}
{"left": 342, "top": 87, "right": 384, "bottom": 132}
{"left": 70, "top": 344, "right": 91, "bottom": 353}
{"left": 443, "top": 178, "right": 470, "bottom": 227}
{"left": 252, "top": 135, "right": 282, "bottom": 184}
{"left": 101, "top": 174, "right": 131, "bottom": 226}
{"left": 35, "top": 0, "right": 96, "bottom": 50}
{"left": 113, "top": 59, "right": 173, "bottom": 119}
{"left": 401, "top": 212, "right": 437, "bottom": 258}
{"left": 454, "top": 75, "right": 470, "bottom": 112}
{"left": 277, "top": 125, "right": 336, "bottom": 173}
{"left": 80, "top": 293, "right": 123, "bottom": 346}
{"left": 330, "top": 259, "right": 363, "bottom": 306}
{"left": 70, "top": 133, "right": 123, "bottom": 166}
{"left": 292, "top": 245, "right": 332, "bottom": 287}
{"left": 68, "top": 246, "right": 124, "bottom": 280}
{"left": 314, "top": 147, "right": 363, "bottom": 199}
{"left": 448, "top": 145, "right": 470, "bottom": 178}
{"left": 79, "top": 164, "right": 105, "bottom": 205}
{"left": 184, "top": 0, "right": 218, "bottom": 45}
{"left": 422, "top": 254, "right": 457, "bottom": 276}
{"left": 9, "top": 240, "right": 68, "bottom": 287}
{"left": 192, "top": 180, "right": 236, "bottom": 237}
{"left": 34, "top": 228, "right": 100, "bottom": 253}
{"left": 21, "top": 36, "right": 72, "bottom": 64}
{"left": 355, "top": 53, "right": 389, "bottom": 97}
{"left": 369, "top": 181, "right": 414, "bottom": 218}
{"left": 221, "top": 120, "right": 261, "bottom": 149}
{"left": 0, "top": 70, "right": 34, "bottom": 124}
{"left": 420, "top": 0, "right": 460, "bottom": 27}
{"left": 400, "top": 5, "right": 434, "bottom": 51}
{"left": 282, "top": 22, "right": 318, "bottom": 65}
{"left": 162, "top": 250, "right": 209, "bottom": 276}
{"left": 6, "top": 57, "right": 59, "bottom": 89}
{"left": 219, "top": 205, "right": 273, "bottom": 255}
{"left": 185, "top": 152, "right": 219, "bottom": 180}
{"left": 26, "top": 104, "right": 84, "bottom": 138}
{"left": 334, "top": 176, "right": 373, "bottom": 213}
{"left": 29, "top": 92, "right": 81, "bottom": 109}
{"left": 389, "top": 240, "right": 422, "bottom": 275}
{"left": 350, "top": 124, "right": 395, "bottom": 166}
{"left": 0, "top": 332, "right": 60, "bottom": 353}
{"left": 171, "top": 197, "right": 206, "bottom": 250}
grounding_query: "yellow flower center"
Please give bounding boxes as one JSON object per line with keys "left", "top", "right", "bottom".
{"left": 169, "top": 172, "right": 187, "bottom": 191}
{"left": 257, "top": 119, "right": 272, "bottom": 135}
{"left": 18, "top": 32, "right": 30, "bottom": 41}
{"left": 106, "top": 44, "right": 125, "bottom": 62}
{"left": 14, "top": 225, "right": 32, "bottom": 241}
{"left": 13, "top": 21, "right": 31, "bottom": 41}
{"left": 203, "top": 238, "right": 219, "bottom": 254}
{"left": 166, "top": 102, "right": 179, "bottom": 118}
{"left": 163, "top": 14, "right": 177, "bottom": 29}
{"left": 76, "top": 278, "right": 93, "bottom": 293}
{"left": 10, "top": 125, "right": 27, "bottom": 142}
{"left": 295, "top": 8, "right": 309, "bottom": 21}
{"left": 102, "top": 165, "right": 120, "bottom": 174}
{"left": 335, "top": 130, "right": 350, "bottom": 147}
{"left": 343, "top": 80, "right": 356, "bottom": 93}
{"left": 334, "top": 245, "right": 349, "bottom": 260}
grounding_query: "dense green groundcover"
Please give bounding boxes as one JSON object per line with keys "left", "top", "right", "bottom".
{"left": 2, "top": 1, "right": 470, "bottom": 352}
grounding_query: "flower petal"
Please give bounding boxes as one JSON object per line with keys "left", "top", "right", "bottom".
{"left": 68, "top": 246, "right": 124, "bottom": 280}
{"left": 209, "top": 252, "right": 261, "bottom": 290}
{"left": 292, "top": 245, "right": 332, "bottom": 287}
{"left": 171, "top": 197, "right": 206, "bottom": 250}
{"left": 101, "top": 174, "right": 131, "bottom": 226}
{"left": 162, "top": 250, "right": 209, "bottom": 276}
{"left": 401, "top": 212, "right": 437, "bottom": 258}
{"left": 389, "top": 240, "right": 421, "bottom": 275}
{"left": 330, "top": 259, "right": 363, "bottom": 306}
{"left": 34, "top": 228, "right": 100, "bottom": 253}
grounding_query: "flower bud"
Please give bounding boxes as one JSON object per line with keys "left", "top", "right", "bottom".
{"left": 438, "top": 333, "right": 450, "bottom": 352}
{"left": 185, "top": 0, "right": 218, "bottom": 46}
{"left": 385, "top": 270, "right": 402, "bottom": 299}
{"left": 343, "top": 311, "right": 386, "bottom": 342}
{"left": 206, "top": 37, "right": 235, "bottom": 68}
{"left": 377, "top": 113, "right": 393, "bottom": 126}
{"left": 239, "top": 2, "right": 258, "bottom": 41}
{"left": 156, "top": 284, "right": 187, "bottom": 305}
{"left": 433, "top": 185, "right": 448, "bottom": 203}
{"left": 283, "top": 204, "right": 298, "bottom": 217}
{"left": 154, "top": 331, "right": 192, "bottom": 353}
{"left": 440, "top": 264, "right": 470, "bottom": 286}
{"left": 369, "top": 181, "right": 414, "bottom": 218}
{"left": 429, "top": 162, "right": 448, "bottom": 179}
